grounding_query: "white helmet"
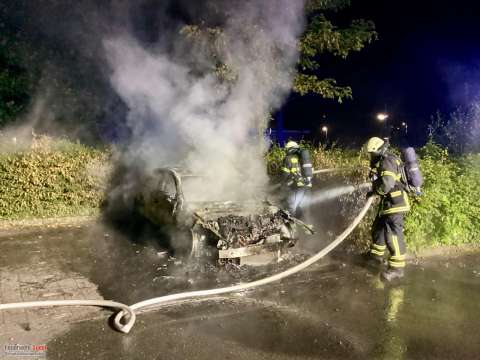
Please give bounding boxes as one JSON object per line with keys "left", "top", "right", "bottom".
{"left": 366, "top": 137, "right": 386, "bottom": 155}
{"left": 285, "top": 141, "right": 300, "bottom": 150}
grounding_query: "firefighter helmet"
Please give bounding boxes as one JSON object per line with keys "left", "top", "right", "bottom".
{"left": 366, "top": 137, "right": 386, "bottom": 154}
{"left": 285, "top": 141, "right": 300, "bottom": 150}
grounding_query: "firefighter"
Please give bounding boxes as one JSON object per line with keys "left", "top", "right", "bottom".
{"left": 365, "top": 137, "right": 410, "bottom": 281}
{"left": 281, "top": 141, "right": 313, "bottom": 218}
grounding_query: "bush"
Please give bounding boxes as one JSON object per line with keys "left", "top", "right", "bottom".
{"left": 405, "top": 141, "right": 480, "bottom": 250}
{"left": 0, "top": 136, "right": 109, "bottom": 220}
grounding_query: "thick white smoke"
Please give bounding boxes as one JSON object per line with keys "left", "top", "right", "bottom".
{"left": 104, "top": 0, "right": 305, "bottom": 201}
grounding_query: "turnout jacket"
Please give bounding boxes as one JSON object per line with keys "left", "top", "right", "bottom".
{"left": 281, "top": 151, "right": 312, "bottom": 188}
{"left": 371, "top": 152, "right": 410, "bottom": 216}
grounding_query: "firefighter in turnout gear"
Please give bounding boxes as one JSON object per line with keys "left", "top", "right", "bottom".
{"left": 281, "top": 141, "right": 313, "bottom": 218}
{"left": 365, "top": 137, "right": 410, "bottom": 281}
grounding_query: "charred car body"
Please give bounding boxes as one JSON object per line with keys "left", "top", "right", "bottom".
{"left": 133, "top": 168, "right": 313, "bottom": 265}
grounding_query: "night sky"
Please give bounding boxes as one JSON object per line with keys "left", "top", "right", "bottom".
{"left": 280, "top": 0, "right": 480, "bottom": 146}
{"left": 3, "top": 0, "right": 478, "bottom": 146}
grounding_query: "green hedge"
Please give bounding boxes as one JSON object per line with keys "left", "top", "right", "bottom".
{"left": 2, "top": 136, "right": 478, "bottom": 251}
{"left": 405, "top": 142, "right": 480, "bottom": 250}
{"left": 0, "top": 137, "right": 108, "bottom": 220}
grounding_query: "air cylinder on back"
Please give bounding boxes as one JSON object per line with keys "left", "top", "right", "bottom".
{"left": 300, "top": 149, "right": 313, "bottom": 178}
{"left": 401, "top": 147, "right": 423, "bottom": 189}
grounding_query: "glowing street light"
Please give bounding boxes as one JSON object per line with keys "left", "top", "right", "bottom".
{"left": 321, "top": 125, "right": 328, "bottom": 143}
{"left": 376, "top": 112, "right": 390, "bottom": 138}
{"left": 376, "top": 113, "right": 389, "bottom": 121}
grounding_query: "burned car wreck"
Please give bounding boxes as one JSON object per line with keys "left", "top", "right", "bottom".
{"left": 134, "top": 168, "right": 314, "bottom": 266}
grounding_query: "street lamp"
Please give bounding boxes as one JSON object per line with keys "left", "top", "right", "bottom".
{"left": 376, "top": 113, "right": 389, "bottom": 121}
{"left": 376, "top": 113, "right": 389, "bottom": 138}
{"left": 321, "top": 125, "right": 328, "bottom": 144}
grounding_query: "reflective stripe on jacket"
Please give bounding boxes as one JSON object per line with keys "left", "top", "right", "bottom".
{"left": 282, "top": 153, "right": 312, "bottom": 188}
{"left": 371, "top": 153, "right": 410, "bottom": 215}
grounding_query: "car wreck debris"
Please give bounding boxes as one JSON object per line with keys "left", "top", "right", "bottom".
{"left": 135, "top": 168, "right": 314, "bottom": 266}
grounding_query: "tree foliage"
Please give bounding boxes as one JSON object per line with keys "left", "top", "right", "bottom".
{"left": 296, "top": 6, "right": 376, "bottom": 102}
{"left": 293, "top": 75, "right": 352, "bottom": 101}
{"left": 180, "top": 0, "right": 376, "bottom": 103}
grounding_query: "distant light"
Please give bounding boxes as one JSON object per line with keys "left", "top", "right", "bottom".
{"left": 321, "top": 126, "right": 328, "bottom": 132}
{"left": 377, "top": 113, "right": 389, "bottom": 121}
{"left": 401, "top": 122, "right": 406, "bottom": 126}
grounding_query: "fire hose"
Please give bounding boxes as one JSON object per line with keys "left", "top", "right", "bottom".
{"left": 0, "top": 197, "right": 373, "bottom": 334}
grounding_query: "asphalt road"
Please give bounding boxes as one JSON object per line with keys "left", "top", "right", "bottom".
{"left": 1, "top": 219, "right": 479, "bottom": 360}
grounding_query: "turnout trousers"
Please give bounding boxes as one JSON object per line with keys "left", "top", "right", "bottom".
{"left": 370, "top": 212, "right": 406, "bottom": 268}
{"left": 286, "top": 187, "right": 309, "bottom": 219}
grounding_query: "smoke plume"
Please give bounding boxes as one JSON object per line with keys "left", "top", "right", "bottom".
{"left": 105, "top": 0, "right": 306, "bottom": 201}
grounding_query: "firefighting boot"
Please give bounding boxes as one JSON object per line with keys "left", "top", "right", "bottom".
{"left": 362, "top": 252, "right": 384, "bottom": 267}
{"left": 381, "top": 267, "right": 405, "bottom": 282}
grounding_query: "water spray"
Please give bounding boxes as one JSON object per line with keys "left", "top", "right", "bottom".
{"left": 304, "top": 182, "right": 371, "bottom": 207}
